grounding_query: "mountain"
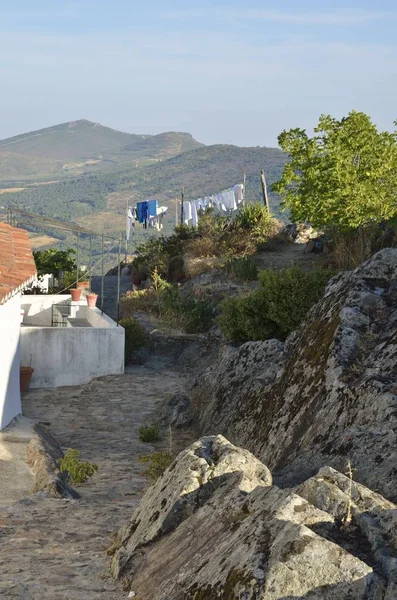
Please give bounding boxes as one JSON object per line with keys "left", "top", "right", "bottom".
{"left": 0, "top": 120, "right": 203, "bottom": 181}
{"left": 4, "top": 144, "right": 288, "bottom": 238}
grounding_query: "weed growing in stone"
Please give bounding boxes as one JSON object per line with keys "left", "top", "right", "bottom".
{"left": 139, "top": 424, "right": 160, "bottom": 443}
{"left": 139, "top": 452, "right": 173, "bottom": 482}
{"left": 59, "top": 448, "right": 98, "bottom": 484}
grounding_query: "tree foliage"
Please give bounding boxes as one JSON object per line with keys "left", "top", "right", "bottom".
{"left": 272, "top": 111, "right": 397, "bottom": 230}
{"left": 33, "top": 248, "right": 76, "bottom": 278}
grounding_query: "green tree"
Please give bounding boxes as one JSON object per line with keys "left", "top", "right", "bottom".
{"left": 272, "top": 111, "right": 397, "bottom": 258}
{"left": 33, "top": 248, "right": 76, "bottom": 278}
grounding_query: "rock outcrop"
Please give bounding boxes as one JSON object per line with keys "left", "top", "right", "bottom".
{"left": 112, "top": 435, "right": 397, "bottom": 599}
{"left": 191, "top": 249, "right": 397, "bottom": 501}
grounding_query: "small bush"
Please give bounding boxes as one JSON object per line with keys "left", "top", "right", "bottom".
{"left": 119, "top": 317, "right": 148, "bottom": 362}
{"left": 139, "top": 424, "right": 160, "bottom": 443}
{"left": 59, "top": 448, "right": 98, "bottom": 484}
{"left": 225, "top": 256, "right": 258, "bottom": 281}
{"left": 185, "top": 236, "right": 216, "bottom": 258}
{"left": 139, "top": 452, "right": 173, "bottom": 482}
{"left": 218, "top": 265, "right": 334, "bottom": 342}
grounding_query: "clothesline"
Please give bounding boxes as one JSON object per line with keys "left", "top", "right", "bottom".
{"left": 181, "top": 183, "right": 244, "bottom": 227}
{"left": 126, "top": 199, "right": 168, "bottom": 240}
{"left": 125, "top": 182, "right": 244, "bottom": 241}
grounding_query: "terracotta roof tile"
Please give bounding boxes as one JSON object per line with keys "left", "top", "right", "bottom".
{"left": 0, "top": 223, "right": 36, "bottom": 305}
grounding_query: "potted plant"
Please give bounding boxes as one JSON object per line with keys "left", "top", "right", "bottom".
{"left": 20, "top": 366, "right": 34, "bottom": 392}
{"left": 77, "top": 281, "right": 90, "bottom": 291}
{"left": 86, "top": 293, "right": 98, "bottom": 308}
{"left": 70, "top": 288, "right": 83, "bottom": 302}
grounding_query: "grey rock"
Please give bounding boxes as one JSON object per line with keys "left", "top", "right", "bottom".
{"left": 191, "top": 248, "right": 397, "bottom": 501}
{"left": 112, "top": 437, "right": 387, "bottom": 599}
{"left": 111, "top": 435, "right": 272, "bottom": 579}
{"left": 158, "top": 393, "right": 193, "bottom": 428}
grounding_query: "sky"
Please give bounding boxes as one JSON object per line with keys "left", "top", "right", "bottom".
{"left": 0, "top": 0, "right": 396, "bottom": 147}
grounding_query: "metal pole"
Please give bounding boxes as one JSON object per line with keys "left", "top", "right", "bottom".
{"left": 89, "top": 235, "right": 92, "bottom": 291}
{"left": 76, "top": 232, "right": 80, "bottom": 286}
{"left": 180, "top": 187, "right": 184, "bottom": 225}
{"left": 116, "top": 237, "right": 121, "bottom": 325}
{"left": 125, "top": 199, "right": 128, "bottom": 263}
{"left": 101, "top": 234, "right": 104, "bottom": 314}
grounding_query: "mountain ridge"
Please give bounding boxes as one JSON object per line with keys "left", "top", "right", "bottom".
{"left": 0, "top": 119, "right": 204, "bottom": 180}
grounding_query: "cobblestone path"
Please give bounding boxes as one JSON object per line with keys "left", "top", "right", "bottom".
{"left": 0, "top": 357, "right": 190, "bottom": 600}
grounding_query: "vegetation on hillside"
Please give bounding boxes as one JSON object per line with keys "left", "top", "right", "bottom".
{"left": 218, "top": 265, "right": 335, "bottom": 342}
{"left": 273, "top": 111, "right": 397, "bottom": 260}
{"left": 0, "top": 119, "right": 202, "bottom": 180}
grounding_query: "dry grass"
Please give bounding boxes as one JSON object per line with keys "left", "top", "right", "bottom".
{"left": 184, "top": 256, "right": 225, "bottom": 279}
{"left": 0, "top": 187, "right": 25, "bottom": 194}
{"left": 184, "top": 236, "right": 217, "bottom": 258}
{"left": 29, "top": 234, "right": 59, "bottom": 249}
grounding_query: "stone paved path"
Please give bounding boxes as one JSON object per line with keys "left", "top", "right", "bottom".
{"left": 0, "top": 356, "right": 190, "bottom": 600}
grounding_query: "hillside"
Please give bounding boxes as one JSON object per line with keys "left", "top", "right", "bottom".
{"left": 5, "top": 144, "right": 288, "bottom": 228}
{"left": 0, "top": 120, "right": 203, "bottom": 181}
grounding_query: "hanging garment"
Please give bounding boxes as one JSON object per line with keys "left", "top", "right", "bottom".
{"left": 147, "top": 199, "right": 158, "bottom": 218}
{"left": 126, "top": 207, "right": 135, "bottom": 241}
{"left": 233, "top": 184, "right": 244, "bottom": 203}
{"left": 183, "top": 201, "right": 192, "bottom": 225}
{"left": 191, "top": 202, "right": 198, "bottom": 227}
{"left": 136, "top": 201, "right": 149, "bottom": 224}
{"left": 223, "top": 189, "right": 237, "bottom": 211}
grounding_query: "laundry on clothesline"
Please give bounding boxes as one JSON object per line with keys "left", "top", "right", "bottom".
{"left": 181, "top": 183, "right": 244, "bottom": 228}
{"left": 148, "top": 205, "right": 168, "bottom": 230}
{"left": 126, "top": 206, "right": 136, "bottom": 241}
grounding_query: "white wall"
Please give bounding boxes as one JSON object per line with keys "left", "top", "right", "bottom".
{"left": 20, "top": 325, "right": 125, "bottom": 388}
{"left": 21, "top": 295, "right": 71, "bottom": 326}
{"left": 0, "top": 294, "right": 22, "bottom": 429}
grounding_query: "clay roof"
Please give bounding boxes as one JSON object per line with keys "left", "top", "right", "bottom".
{"left": 0, "top": 223, "right": 37, "bottom": 305}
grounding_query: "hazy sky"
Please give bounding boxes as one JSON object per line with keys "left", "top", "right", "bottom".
{"left": 1, "top": 0, "right": 396, "bottom": 146}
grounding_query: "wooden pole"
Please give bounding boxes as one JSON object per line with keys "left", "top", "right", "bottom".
{"left": 260, "top": 170, "right": 270, "bottom": 212}
{"left": 180, "top": 187, "right": 185, "bottom": 225}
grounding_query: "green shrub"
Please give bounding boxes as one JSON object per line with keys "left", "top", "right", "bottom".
{"left": 180, "top": 295, "right": 215, "bottom": 333}
{"left": 218, "top": 265, "right": 334, "bottom": 342}
{"left": 59, "top": 448, "right": 98, "bottom": 484}
{"left": 139, "top": 424, "right": 160, "bottom": 443}
{"left": 225, "top": 256, "right": 258, "bottom": 281}
{"left": 119, "top": 317, "right": 148, "bottom": 362}
{"left": 139, "top": 452, "right": 173, "bottom": 482}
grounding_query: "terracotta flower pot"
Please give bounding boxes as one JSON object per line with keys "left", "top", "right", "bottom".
{"left": 70, "top": 288, "right": 83, "bottom": 302}
{"left": 20, "top": 366, "right": 34, "bottom": 392}
{"left": 77, "top": 281, "right": 90, "bottom": 290}
{"left": 86, "top": 293, "right": 98, "bottom": 308}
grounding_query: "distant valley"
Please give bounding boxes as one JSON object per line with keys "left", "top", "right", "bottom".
{"left": 0, "top": 119, "right": 288, "bottom": 267}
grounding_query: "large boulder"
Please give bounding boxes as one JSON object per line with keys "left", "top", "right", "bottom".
{"left": 112, "top": 436, "right": 392, "bottom": 599}
{"left": 191, "top": 249, "right": 397, "bottom": 501}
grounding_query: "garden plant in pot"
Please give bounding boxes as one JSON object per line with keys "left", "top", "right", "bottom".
{"left": 20, "top": 366, "right": 34, "bottom": 392}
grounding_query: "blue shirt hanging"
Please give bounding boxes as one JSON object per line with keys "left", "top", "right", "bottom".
{"left": 147, "top": 199, "right": 158, "bottom": 218}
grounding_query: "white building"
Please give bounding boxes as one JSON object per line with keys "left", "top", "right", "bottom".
{"left": 0, "top": 223, "right": 37, "bottom": 429}
{"left": 20, "top": 295, "right": 124, "bottom": 388}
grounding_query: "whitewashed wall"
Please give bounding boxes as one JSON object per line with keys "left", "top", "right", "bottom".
{"left": 0, "top": 294, "right": 22, "bottom": 429}
{"left": 20, "top": 324, "right": 124, "bottom": 388}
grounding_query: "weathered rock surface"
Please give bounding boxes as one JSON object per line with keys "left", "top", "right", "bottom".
{"left": 112, "top": 435, "right": 393, "bottom": 599}
{"left": 191, "top": 249, "right": 397, "bottom": 501}
{"left": 26, "top": 423, "right": 79, "bottom": 498}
